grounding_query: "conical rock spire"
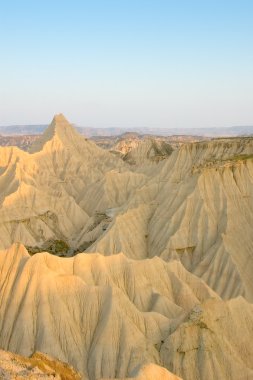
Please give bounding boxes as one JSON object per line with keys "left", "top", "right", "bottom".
{"left": 29, "top": 113, "right": 78, "bottom": 153}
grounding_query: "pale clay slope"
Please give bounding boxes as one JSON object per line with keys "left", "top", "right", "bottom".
{"left": 89, "top": 138, "right": 253, "bottom": 301}
{"left": 1, "top": 244, "right": 253, "bottom": 379}
{"left": 118, "top": 138, "right": 173, "bottom": 165}
{"left": 0, "top": 114, "right": 139, "bottom": 250}
{"left": 1, "top": 115, "right": 253, "bottom": 379}
{"left": 0, "top": 243, "right": 213, "bottom": 379}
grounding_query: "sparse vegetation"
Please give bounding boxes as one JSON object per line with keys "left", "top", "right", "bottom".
{"left": 26, "top": 239, "right": 70, "bottom": 256}
{"left": 226, "top": 154, "right": 253, "bottom": 161}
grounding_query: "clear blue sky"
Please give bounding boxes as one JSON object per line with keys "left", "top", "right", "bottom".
{"left": 1, "top": 0, "right": 253, "bottom": 128}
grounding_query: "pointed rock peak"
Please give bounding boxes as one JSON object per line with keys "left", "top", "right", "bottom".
{"left": 49, "top": 113, "right": 74, "bottom": 134}
{"left": 48, "top": 113, "right": 82, "bottom": 143}
{"left": 29, "top": 113, "right": 79, "bottom": 153}
{"left": 51, "top": 113, "right": 70, "bottom": 127}
{"left": 52, "top": 113, "right": 68, "bottom": 123}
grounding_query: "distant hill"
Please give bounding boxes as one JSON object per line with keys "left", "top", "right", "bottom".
{"left": 0, "top": 125, "right": 47, "bottom": 135}
{"left": 0, "top": 124, "right": 253, "bottom": 137}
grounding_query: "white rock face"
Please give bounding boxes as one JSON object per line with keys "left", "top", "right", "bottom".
{"left": 161, "top": 297, "right": 253, "bottom": 380}
{"left": 1, "top": 114, "right": 253, "bottom": 379}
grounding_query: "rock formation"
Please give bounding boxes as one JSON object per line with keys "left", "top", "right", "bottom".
{"left": 0, "top": 349, "right": 81, "bottom": 379}
{"left": 0, "top": 114, "right": 253, "bottom": 379}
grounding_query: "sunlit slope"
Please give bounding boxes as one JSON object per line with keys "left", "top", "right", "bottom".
{"left": 89, "top": 139, "right": 253, "bottom": 301}
{"left": 0, "top": 116, "right": 253, "bottom": 302}
{"left": 1, "top": 117, "right": 253, "bottom": 379}
{"left": 1, "top": 244, "right": 253, "bottom": 379}
{"left": 0, "top": 115, "right": 142, "bottom": 250}
{"left": 0, "top": 243, "right": 215, "bottom": 379}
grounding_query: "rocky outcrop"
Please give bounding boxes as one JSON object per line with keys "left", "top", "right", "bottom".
{"left": 0, "top": 349, "right": 81, "bottom": 379}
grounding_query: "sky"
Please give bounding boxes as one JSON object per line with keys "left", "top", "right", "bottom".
{"left": 0, "top": 0, "right": 253, "bottom": 128}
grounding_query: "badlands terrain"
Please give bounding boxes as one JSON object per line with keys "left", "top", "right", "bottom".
{"left": 0, "top": 134, "right": 39, "bottom": 151}
{"left": 0, "top": 130, "right": 204, "bottom": 154}
{"left": 0, "top": 114, "right": 253, "bottom": 379}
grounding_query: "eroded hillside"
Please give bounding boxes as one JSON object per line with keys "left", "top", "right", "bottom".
{"left": 0, "top": 114, "right": 253, "bottom": 380}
